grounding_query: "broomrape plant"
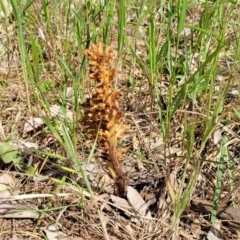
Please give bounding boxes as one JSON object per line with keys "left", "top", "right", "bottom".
{"left": 83, "top": 43, "right": 131, "bottom": 197}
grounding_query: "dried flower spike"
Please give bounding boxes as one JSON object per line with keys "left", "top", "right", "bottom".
{"left": 83, "top": 42, "right": 130, "bottom": 196}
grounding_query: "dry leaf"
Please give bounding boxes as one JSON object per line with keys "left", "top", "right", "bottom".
{"left": 11, "top": 140, "right": 38, "bottom": 155}
{"left": 49, "top": 105, "right": 73, "bottom": 120}
{"left": 0, "top": 206, "right": 39, "bottom": 219}
{"left": 23, "top": 117, "right": 44, "bottom": 134}
{"left": 191, "top": 198, "right": 240, "bottom": 227}
{"left": 43, "top": 224, "right": 67, "bottom": 240}
{"left": 213, "top": 129, "right": 222, "bottom": 145}
{"left": 0, "top": 173, "right": 14, "bottom": 215}
{"left": 207, "top": 220, "right": 222, "bottom": 240}
{"left": 111, "top": 195, "right": 132, "bottom": 212}
{"left": 127, "top": 186, "right": 150, "bottom": 217}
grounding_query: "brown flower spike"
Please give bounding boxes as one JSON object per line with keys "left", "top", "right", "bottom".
{"left": 84, "top": 43, "right": 131, "bottom": 197}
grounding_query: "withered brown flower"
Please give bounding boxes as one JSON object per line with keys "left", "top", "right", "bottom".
{"left": 83, "top": 42, "right": 130, "bottom": 197}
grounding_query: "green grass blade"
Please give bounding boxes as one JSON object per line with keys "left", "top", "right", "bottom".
{"left": 60, "top": 124, "right": 94, "bottom": 198}
{"left": 177, "top": 0, "right": 187, "bottom": 34}
{"left": 117, "top": 0, "right": 126, "bottom": 54}
{"left": 211, "top": 134, "right": 227, "bottom": 223}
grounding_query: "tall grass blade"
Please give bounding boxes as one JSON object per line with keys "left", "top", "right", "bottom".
{"left": 211, "top": 134, "right": 226, "bottom": 223}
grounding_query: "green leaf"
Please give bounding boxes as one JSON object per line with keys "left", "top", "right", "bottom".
{"left": 233, "top": 107, "right": 240, "bottom": 119}
{"left": 28, "top": 165, "right": 37, "bottom": 175}
{"left": 22, "top": 0, "right": 35, "bottom": 14}
{"left": 0, "top": 142, "right": 20, "bottom": 164}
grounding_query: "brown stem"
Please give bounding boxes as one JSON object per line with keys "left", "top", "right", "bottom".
{"left": 109, "top": 137, "right": 127, "bottom": 197}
